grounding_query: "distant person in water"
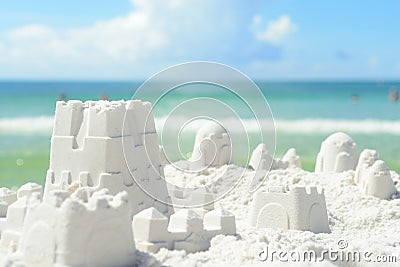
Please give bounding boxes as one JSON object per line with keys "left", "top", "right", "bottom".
{"left": 389, "top": 87, "right": 398, "bottom": 102}
{"left": 58, "top": 93, "right": 67, "bottom": 101}
{"left": 100, "top": 93, "right": 109, "bottom": 100}
{"left": 351, "top": 94, "right": 359, "bottom": 103}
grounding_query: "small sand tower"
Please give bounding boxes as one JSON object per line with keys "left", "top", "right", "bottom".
{"left": 362, "top": 160, "right": 396, "bottom": 199}
{"left": 354, "top": 149, "right": 380, "bottom": 187}
{"left": 249, "top": 143, "right": 274, "bottom": 171}
{"left": 189, "top": 121, "right": 231, "bottom": 171}
{"left": 282, "top": 148, "right": 301, "bottom": 168}
{"left": 315, "top": 132, "right": 358, "bottom": 173}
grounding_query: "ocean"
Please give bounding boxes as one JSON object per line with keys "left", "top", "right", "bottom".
{"left": 1, "top": 81, "right": 400, "bottom": 188}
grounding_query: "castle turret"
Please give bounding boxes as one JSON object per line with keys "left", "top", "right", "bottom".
{"left": 354, "top": 149, "right": 380, "bottom": 187}
{"left": 362, "top": 160, "right": 396, "bottom": 199}
{"left": 315, "top": 132, "right": 357, "bottom": 173}
{"left": 46, "top": 100, "right": 171, "bottom": 217}
{"left": 282, "top": 148, "right": 301, "bottom": 168}
{"left": 189, "top": 121, "right": 231, "bottom": 171}
{"left": 249, "top": 143, "right": 274, "bottom": 171}
{"left": 249, "top": 186, "right": 330, "bottom": 233}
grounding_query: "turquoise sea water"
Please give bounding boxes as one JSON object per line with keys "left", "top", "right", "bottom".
{"left": 1, "top": 81, "right": 400, "bottom": 187}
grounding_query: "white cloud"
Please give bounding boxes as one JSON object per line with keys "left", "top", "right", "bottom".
{"left": 2, "top": 1, "right": 170, "bottom": 65}
{"left": 0, "top": 0, "right": 280, "bottom": 79}
{"left": 7, "top": 24, "right": 55, "bottom": 42}
{"left": 0, "top": 0, "right": 187, "bottom": 78}
{"left": 255, "top": 15, "right": 297, "bottom": 44}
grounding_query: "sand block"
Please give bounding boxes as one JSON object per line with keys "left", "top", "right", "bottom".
{"left": 133, "top": 207, "right": 237, "bottom": 254}
{"left": 133, "top": 207, "right": 170, "bottom": 243}
{"left": 362, "top": 160, "right": 396, "bottom": 199}
{"left": 203, "top": 208, "right": 236, "bottom": 235}
{"left": 315, "top": 132, "right": 358, "bottom": 173}
{"left": 189, "top": 121, "right": 231, "bottom": 170}
{"left": 249, "top": 186, "right": 330, "bottom": 233}
{"left": 168, "top": 209, "right": 204, "bottom": 233}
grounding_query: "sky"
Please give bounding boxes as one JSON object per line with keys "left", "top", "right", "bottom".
{"left": 0, "top": 0, "right": 399, "bottom": 80}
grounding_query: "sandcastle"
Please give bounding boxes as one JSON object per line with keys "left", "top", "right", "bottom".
{"left": 249, "top": 186, "right": 330, "bottom": 233}
{"left": 354, "top": 149, "right": 380, "bottom": 186}
{"left": 362, "top": 160, "right": 397, "bottom": 199}
{"left": 282, "top": 148, "right": 302, "bottom": 168}
{"left": 1, "top": 100, "right": 399, "bottom": 265}
{"left": 188, "top": 121, "right": 231, "bottom": 171}
{"left": 44, "top": 100, "right": 172, "bottom": 216}
{"left": 3, "top": 188, "right": 135, "bottom": 267}
{"left": 315, "top": 133, "right": 396, "bottom": 198}
{"left": 249, "top": 144, "right": 301, "bottom": 171}
{"left": 315, "top": 132, "right": 358, "bottom": 173}
{"left": 0, "top": 100, "right": 237, "bottom": 266}
{"left": 355, "top": 149, "right": 396, "bottom": 199}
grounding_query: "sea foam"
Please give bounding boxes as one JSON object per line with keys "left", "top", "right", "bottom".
{"left": 0, "top": 116, "right": 53, "bottom": 134}
{"left": 157, "top": 116, "right": 400, "bottom": 135}
{"left": 2, "top": 116, "right": 400, "bottom": 135}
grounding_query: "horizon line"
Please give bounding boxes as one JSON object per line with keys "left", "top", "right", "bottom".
{"left": 0, "top": 78, "right": 399, "bottom": 83}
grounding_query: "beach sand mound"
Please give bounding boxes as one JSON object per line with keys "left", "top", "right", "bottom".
{"left": 155, "top": 165, "right": 400, "bottom": 267}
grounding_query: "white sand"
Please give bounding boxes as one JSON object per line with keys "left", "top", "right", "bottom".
{"left": 148, "top": 165, "right": 400, "bottom": 267}
{"left": 1, "top": 165, "right": 398, "bottom": 266}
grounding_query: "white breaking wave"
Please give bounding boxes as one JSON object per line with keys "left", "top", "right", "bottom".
{"left": 0, "top": 116, "right": 54, "bottom": 134}
{"left": 2, "top": 116, "right": 400, "bottom": 135}
{"left": 157, "top": 116, "right": 400, "bottom": 135}
{"left": 275, "top": 119, "right": 400, "bottom": 134}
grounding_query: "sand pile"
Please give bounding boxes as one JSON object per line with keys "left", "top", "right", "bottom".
{"left": 153, "top": 165, "right": 400, "bottom": 266}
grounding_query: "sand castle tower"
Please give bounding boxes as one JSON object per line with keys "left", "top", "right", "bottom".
{"left": 249, "top": 186, "right": 329, "bottom": 233}
{"left": 282, "top": 148, "right": 301, "bottom": 168}
{"left": 189, "top": 121, "right": 231, "bottom": 171}
{"left": 315, "top": 132, "right": 358, "bottom": 173}
{"left": 249, "top": 143, "right": 274, "bottom": 171}
{"left": 362, "top": 160, "right": 396, "bottom": 199}
{"left": 354, "top": 149, "right": 380, "bottom": 186}
{"left": 354, "top": 149, "right": 396, "bottom": 199}
{"left": 44, "top": 100, "right": 172, "bottom": 216}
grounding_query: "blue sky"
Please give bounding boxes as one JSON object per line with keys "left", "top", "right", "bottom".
{"left": 0, "top": 0, "right": 399, "bottom": 80}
